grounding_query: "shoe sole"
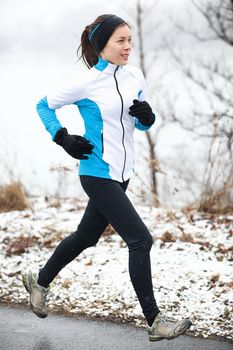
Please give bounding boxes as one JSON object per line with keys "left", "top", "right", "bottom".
{"left": 22, "top": 273, "right": 48, "bottom": 319}
{"left": 149, "top": 320, "right": 192, "bottom": 342}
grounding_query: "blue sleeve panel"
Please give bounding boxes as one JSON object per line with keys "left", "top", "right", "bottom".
{"left": 36, "top": 97, "right": 62, "bottom": 140}
{"left": 135, "top": 113, "right": 156, "bottom": 131}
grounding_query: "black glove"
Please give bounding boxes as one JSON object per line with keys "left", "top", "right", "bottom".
{"left": 54, "top": 128, "right": 94, "bottom": 160}
{"left": 129, "top": 99, "right": 155, "bottom": 126}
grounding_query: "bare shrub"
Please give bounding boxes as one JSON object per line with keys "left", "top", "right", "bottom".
{"left": 198, "top": 184, "right": 233, "bottom": 214}
{"left": 197, "top": 120, "right": 233, "bottom": 214}
{"left": 160, "top": 231, "right": 176, "bottom": 242}
{"left": 180, "top": 233, "right": 194, "bottom": 243}
{"left": 6, "top": 235, "right": 38, "bottom": 257}
{"left": 0, "top": 182, "right": 30, "bottom": 213}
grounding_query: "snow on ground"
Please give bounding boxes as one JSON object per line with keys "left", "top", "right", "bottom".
{"left": 0, "top": 196, "right": 232, "bottom": 340}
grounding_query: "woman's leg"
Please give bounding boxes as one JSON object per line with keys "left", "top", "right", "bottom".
{"left": 37, "top": 178, "right": 130, "bottom": 288}
{"left": 23, "top": 196, "right": 111, "bottom": 318}
{"left": 80, "top": 176, "right": 160, "bottom": 325}
{"left": 37, "top": 198, "right": 109, "bottom": 288}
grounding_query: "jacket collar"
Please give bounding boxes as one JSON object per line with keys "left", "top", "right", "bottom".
{"left": 94, "top": 56, "right": 123, "bottom": 74}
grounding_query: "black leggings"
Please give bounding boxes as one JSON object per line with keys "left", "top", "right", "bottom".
{"left": 38, "top": 176, "right": 160, "bottom": 322}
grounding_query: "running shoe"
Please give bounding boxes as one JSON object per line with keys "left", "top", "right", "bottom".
{"left": 147, "top": 312, "right": 192, "bottom": 341}
{"left": 22, "top": 271, "right": 49, "bottom": 318}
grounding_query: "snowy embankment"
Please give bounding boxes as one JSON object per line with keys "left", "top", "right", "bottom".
{"left": 0, "top": 196, "right": 232, "bottom": 341}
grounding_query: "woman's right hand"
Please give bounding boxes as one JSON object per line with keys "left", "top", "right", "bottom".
{"left": 54, "top": 128, "right": 94, "bottom": 159}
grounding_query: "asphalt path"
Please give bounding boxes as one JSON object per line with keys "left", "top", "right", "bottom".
{"left": 0, "top": 305, "right": 232, "bottom": 350}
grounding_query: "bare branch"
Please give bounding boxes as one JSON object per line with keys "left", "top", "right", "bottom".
{"left": 191, "top": 0, "right": 233, "bottom": 46}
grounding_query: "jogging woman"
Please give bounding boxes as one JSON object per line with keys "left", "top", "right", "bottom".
{"left": 22, "top": 14, "right": 192, "bottom": 342}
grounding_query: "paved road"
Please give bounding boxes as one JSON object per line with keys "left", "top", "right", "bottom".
{"left": 0, "top": 305, "right": 232, "bottom": 350}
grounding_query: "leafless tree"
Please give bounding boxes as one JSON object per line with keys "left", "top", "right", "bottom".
{"left": 120, "top": 0, "right": 167, "bottom": 206}
{"left": 167, "top": 0, "right": 233, "bottom": 212}
{"left": 135, "top": 1, "right": 160, "bottom": 206}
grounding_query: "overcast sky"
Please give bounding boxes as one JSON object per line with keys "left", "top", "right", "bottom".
{"left": 0, "top": 0, "right": 205, "bottom": 57}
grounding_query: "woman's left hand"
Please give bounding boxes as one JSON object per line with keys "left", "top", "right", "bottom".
{"left": 129, "top": 99, "right": 155, "bottom": 126}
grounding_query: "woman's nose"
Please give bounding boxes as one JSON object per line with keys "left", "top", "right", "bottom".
{"left": 124, "top": 42, "right": 131, "bottom": 50}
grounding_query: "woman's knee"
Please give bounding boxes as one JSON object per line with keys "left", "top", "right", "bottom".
{"left": 143, "top": 233, "right": 153, "bottom": 251}
{"left": 128, "top": 232, "right": 153, "bottom": 253}
{"left": 72, "top": 230, "right": 99, "bottom": 249}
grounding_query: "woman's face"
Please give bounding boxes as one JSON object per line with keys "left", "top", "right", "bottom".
{"left": 100, "top": 24, "right": 132, "bottom": 66}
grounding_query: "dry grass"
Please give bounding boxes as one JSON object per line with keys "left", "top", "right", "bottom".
{"left": 0, "top": 182, "right": 30, "bottom": 213}
{"left": 102, "top": 225, "right": 115, "bottom": 236}
{"left": 160, "top": 231, "right": 176, "bottom": 242}
{"left": 184, "top": 123, "right": 233, "bottom": 214}
{"left": 197, "top": 184, "right": 233, "bottom": 214}
{"left": 5, "top": 235, "right": 38, "bottom": 257}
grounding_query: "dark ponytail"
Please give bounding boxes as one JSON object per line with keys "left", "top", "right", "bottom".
{"left": 77, "top": 23, "right": 99, "bottom": 69}
{"left": 77, "top": 14, "right": 128, "bottom": 69}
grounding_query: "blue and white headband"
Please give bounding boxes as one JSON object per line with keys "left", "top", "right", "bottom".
{"left": 88, "top": 15, "right": 126, "bottom": 52}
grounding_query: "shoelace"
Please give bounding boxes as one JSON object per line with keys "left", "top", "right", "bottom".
{"left": 159, "top": 314, "right": 176, "bottom": 325}
{"left": 34, "top": 281, "right": 50, "bottom": 296}
{"left": 41, "top": 288, "right": 49, "bottom": 297}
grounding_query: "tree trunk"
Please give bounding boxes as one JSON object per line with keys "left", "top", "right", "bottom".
{"left": 136, "top": 1, "right": 159, "bottom": 206}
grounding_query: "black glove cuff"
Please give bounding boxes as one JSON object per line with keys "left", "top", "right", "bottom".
{"left": 139, "top": 113, "right": 155, "bottom": 126}
{"left": 54, "top": 128, "right": 68, "bottom": 145}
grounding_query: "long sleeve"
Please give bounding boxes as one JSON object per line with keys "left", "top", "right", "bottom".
{"left": 36, "top": 71, "right": 90, "bottom": 140}
{"left": 36, "top": 97, "right": 63, "bottom": 140}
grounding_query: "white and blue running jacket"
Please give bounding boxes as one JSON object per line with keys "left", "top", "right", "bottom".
{"left": 36, "top": 56, "right": 155, "bottom": 182}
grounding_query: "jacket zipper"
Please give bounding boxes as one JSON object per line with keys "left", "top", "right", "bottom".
{"left": 101, "top": 129, "right": 104, "bottom": 154}
{"left": 113, "top": 66, "right": 126, "bottom": 182}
